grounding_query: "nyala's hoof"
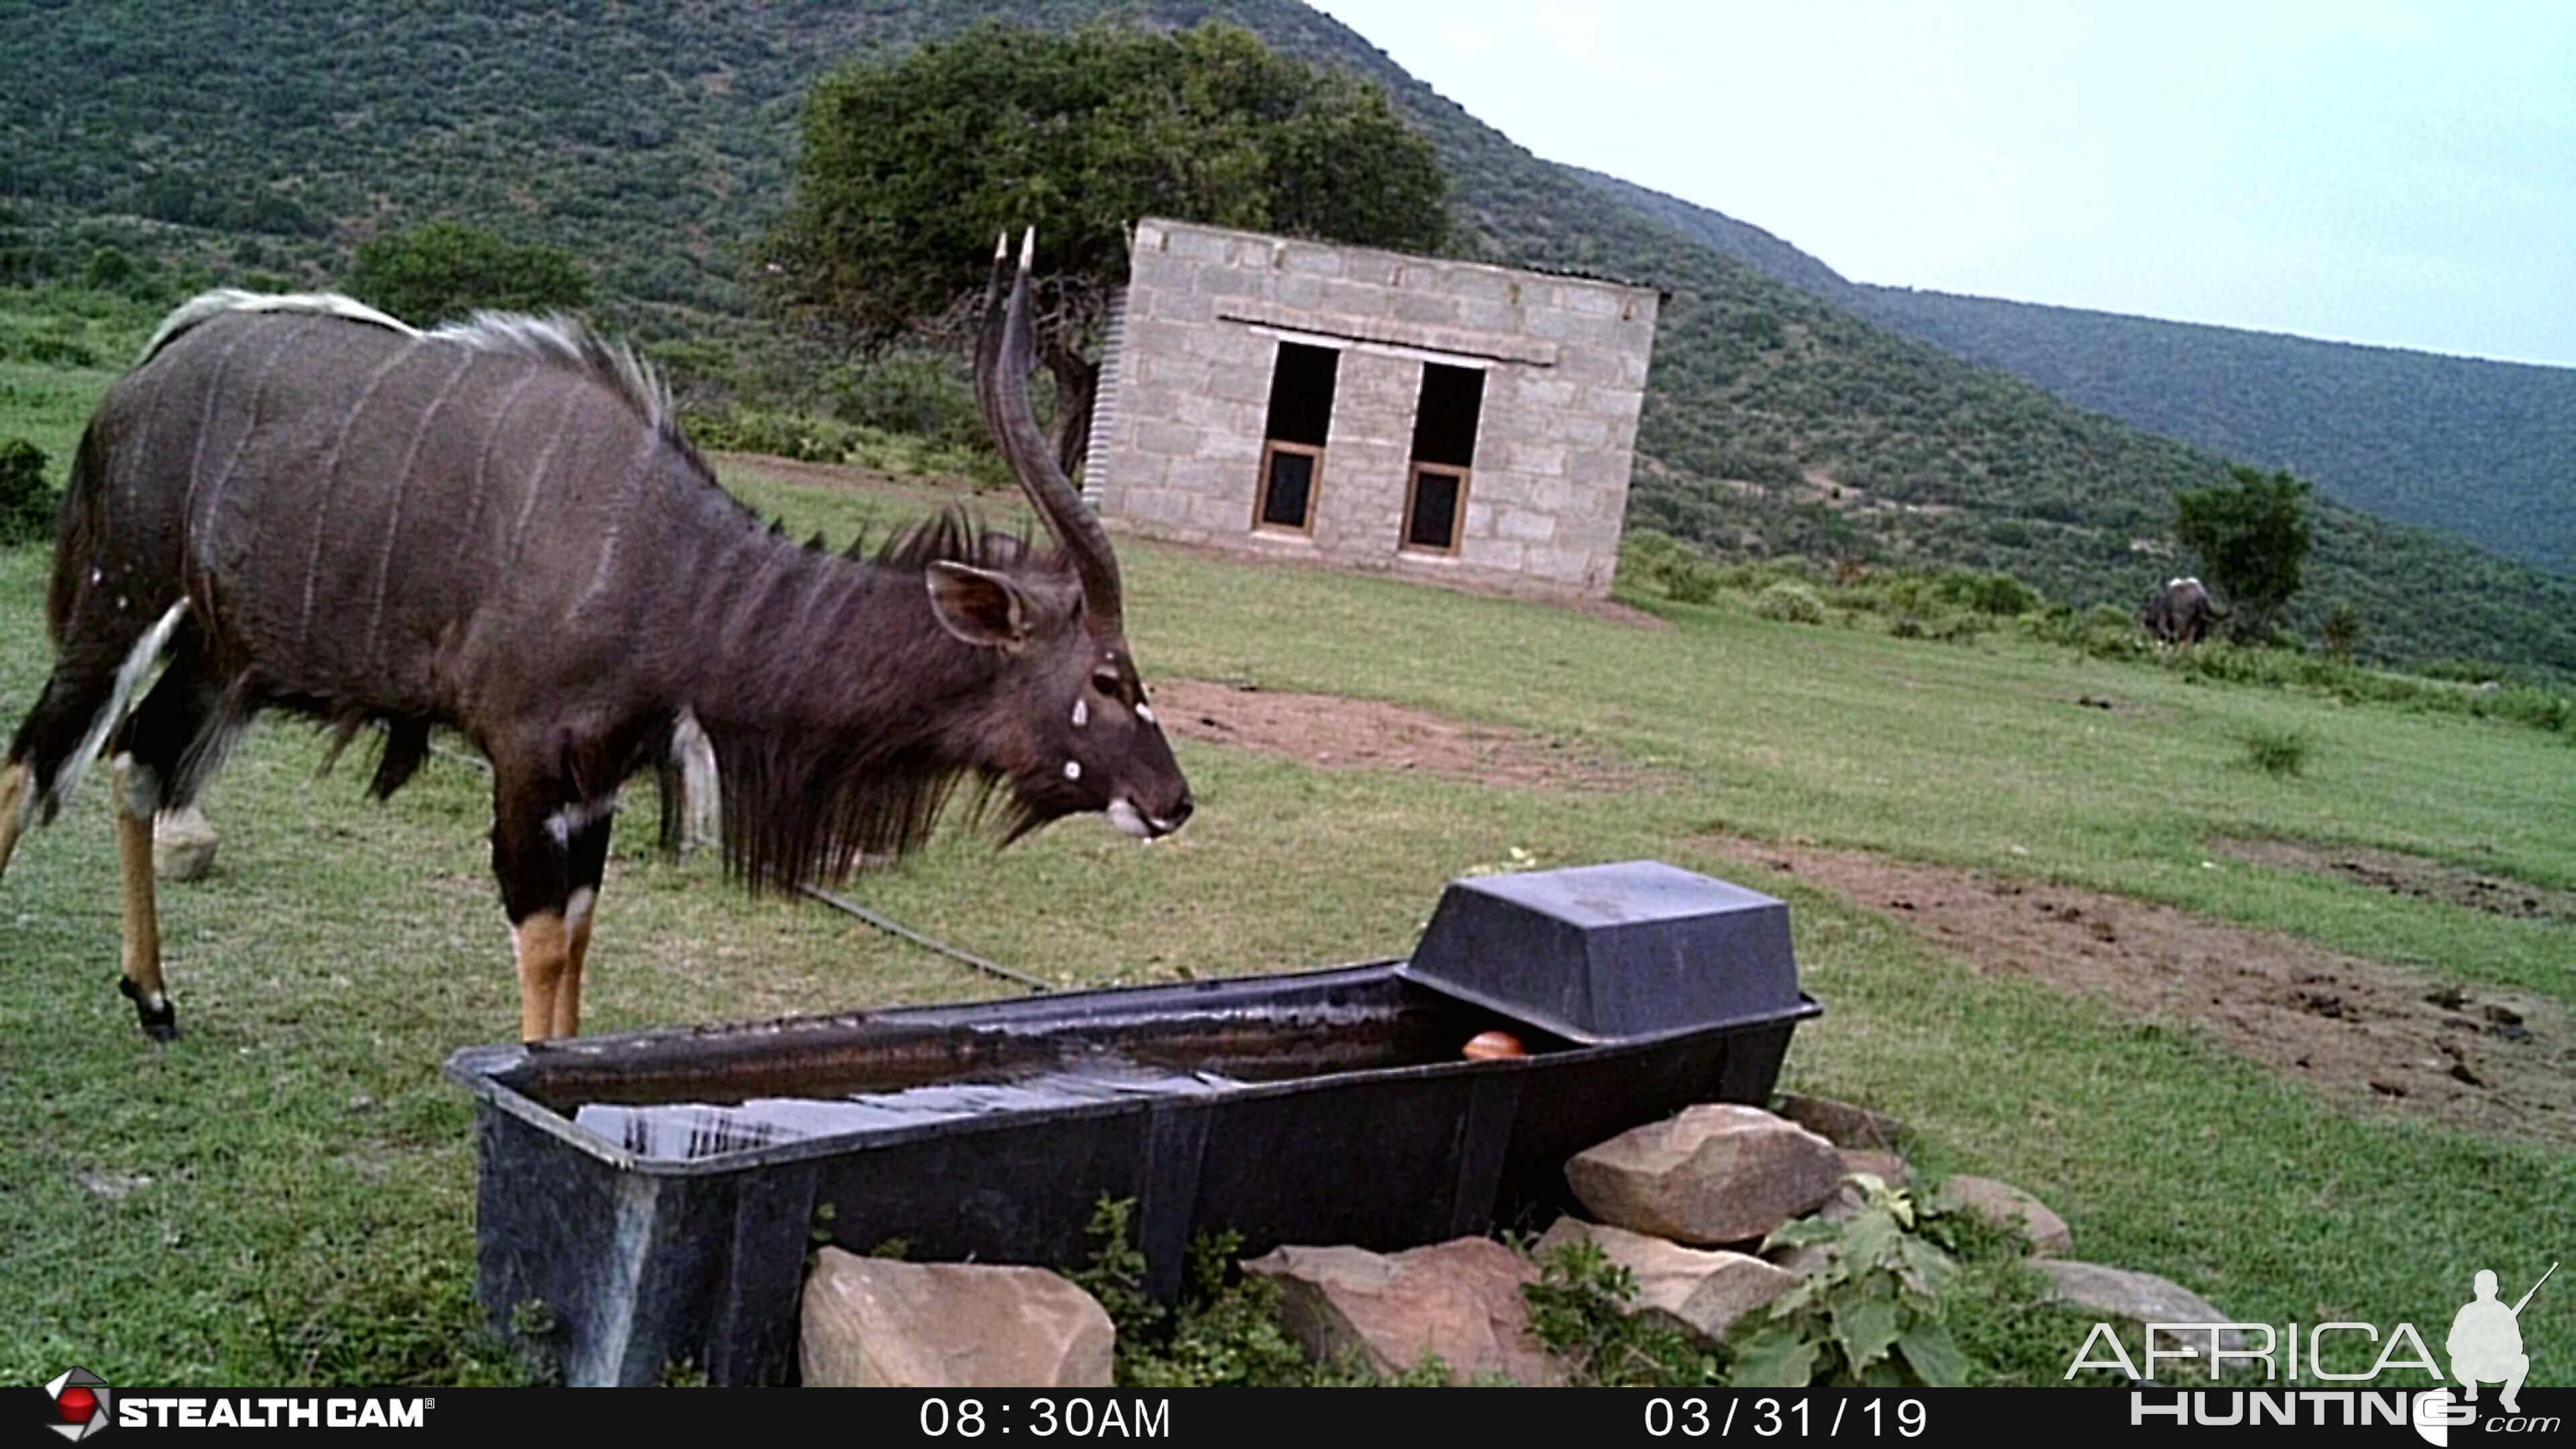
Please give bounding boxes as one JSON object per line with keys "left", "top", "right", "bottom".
{"left": 117, "top": 975, "right": 179, "bottom": 1040}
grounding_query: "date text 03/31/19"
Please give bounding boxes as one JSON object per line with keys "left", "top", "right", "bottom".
{"left": 1646, "top": 1396, "right": 1929, "bottom": 1437}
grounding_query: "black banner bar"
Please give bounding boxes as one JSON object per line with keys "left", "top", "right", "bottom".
{"left": 9, "top": 1385, "right": 2567, "bottom": 1446}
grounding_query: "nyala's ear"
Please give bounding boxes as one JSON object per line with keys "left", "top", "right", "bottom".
{"left": 926, "top": 561, "right": 1030, "bottom": 649}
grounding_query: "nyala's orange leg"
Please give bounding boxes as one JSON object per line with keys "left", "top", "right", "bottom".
{"left": 111, "top": 757, "right": 177, "bottom": 1040}
{"left": 511, "top": 910, "right": 571, "bottom": 1044}
{"left": 551, "top": 887, "right": 596, "bottom": 1041}
{"left": 494, "top": 765, "right": 615, "bottom": 1042}
{"left": 0, "top": 759, "right": 30, "bottom": 877}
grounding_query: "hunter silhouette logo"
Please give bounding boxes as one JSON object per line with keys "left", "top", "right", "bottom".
{"left": 42, "top": 1368, "right": 110, "bottom": 1442}
{"left": 2416, "top": 1263, "right": 2557, "bottom": 1446}
{"left": 2451, "top": 1263, "right": 2551, "bottom": 1411}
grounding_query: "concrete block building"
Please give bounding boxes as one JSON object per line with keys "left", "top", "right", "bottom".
{"left": 1085, "top": 218, "right": 1661, "bottom": 599}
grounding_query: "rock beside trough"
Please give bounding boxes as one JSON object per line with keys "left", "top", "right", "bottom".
{"left": 1566, "top": 1102, "right": 1846, "bottom": 1245}
{"left": 2034, "top": 1259, "right": 2243, "bottom": 1364}
{"left": 800, "top": 1250, "right": 1114, "bottom": 1389}
{"left": 785, "top": 1096, "right": 2143, "bottom": 1389}
{"left": 1773, "top": 1091, "right": 1911, "bottom": 1152}
{"left": 1536, "top": 1217, "right": 1801, "bottom": 1344}
{"left": 1941, "top": 1174, "right": 2074, "bottom": 1256}
{"left": 1242, "top": 1236, "right": 1568, "bottom": 1386}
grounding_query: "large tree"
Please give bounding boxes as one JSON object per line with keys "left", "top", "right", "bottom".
{"left": 2174, "top": 464, "right": 2314, "bottom": 642}
{"left": 759, "top": 19, "right": 1454, "bottom": 474}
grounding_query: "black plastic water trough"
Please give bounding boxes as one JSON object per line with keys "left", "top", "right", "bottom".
{"left": 443, "top": 860, "right": 1819, "bottom": 1385}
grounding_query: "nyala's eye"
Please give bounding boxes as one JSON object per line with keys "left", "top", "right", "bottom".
{"left": 1091, "top": 667, "right": 1126, "bottom": 702}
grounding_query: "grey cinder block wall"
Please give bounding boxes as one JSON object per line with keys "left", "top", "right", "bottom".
{"left": 1089, "top": 218, "right": 1661, "bottom": 600}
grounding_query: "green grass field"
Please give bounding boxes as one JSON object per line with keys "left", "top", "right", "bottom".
{"left": 1, "top": 435, "right": 2569, "bottom": 1384}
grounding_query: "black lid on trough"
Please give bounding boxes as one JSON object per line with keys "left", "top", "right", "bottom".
{"left": 1400, "top": 860, "right": 1799, "bottom": 1042}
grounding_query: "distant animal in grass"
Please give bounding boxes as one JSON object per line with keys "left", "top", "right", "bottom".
{"left": 2143, "top": 576, "right": 2227, "bottom": 647}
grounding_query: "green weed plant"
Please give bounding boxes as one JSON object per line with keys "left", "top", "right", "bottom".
{"left": 2241, "top": 725, "right": 2312, "bottom": 778}
{"left": 1727, "top": 1176, "right": 1969, "bottom": 1388}
{"left": 1521, "top": 1238, "right": 1721, "bottom": 1387}
{"left": 1067, "top": 1197, "right": 1430, "bottom": 1387}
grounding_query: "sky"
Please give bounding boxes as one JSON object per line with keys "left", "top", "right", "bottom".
{"left": 1308, "top": 1, "right": 2576, "bottom": 369}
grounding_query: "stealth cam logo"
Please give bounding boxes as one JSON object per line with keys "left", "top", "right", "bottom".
{"left": 43, "top": 1368, "right": 111, "bottom": 1442}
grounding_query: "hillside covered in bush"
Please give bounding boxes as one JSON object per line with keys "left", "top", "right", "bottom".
{"left": 3, "top": 0, "right": 2571, "bottom": 678}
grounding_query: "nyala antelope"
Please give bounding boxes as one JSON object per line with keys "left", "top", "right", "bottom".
{"left": 0, "top": 234, "right": 1191, "bottom": 1042}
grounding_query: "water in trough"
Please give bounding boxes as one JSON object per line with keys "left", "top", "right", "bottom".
{"left": 574, "top": 1057, "right": 1248, "bottom": 1161}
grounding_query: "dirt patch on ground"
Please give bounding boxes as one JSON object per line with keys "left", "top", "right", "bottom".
{"left": 2068, "top": 692, "right": 2158, "bottom": 718}
{"left": 1155, "top": 680, "right": 1630, "bottom": 790}
{"left": 1087, "top": 663, "right": 2572, "bottom": 1146}
{"left": 1701, "top": 839, "right": 2575, "bottom": 1147}
{"left": 2210, "top": 836, "right": 2575, "bottom": 922}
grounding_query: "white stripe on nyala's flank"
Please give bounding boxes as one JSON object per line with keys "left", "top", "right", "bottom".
{"left": 54, "top": 600, "right": 189, "bottom": 814}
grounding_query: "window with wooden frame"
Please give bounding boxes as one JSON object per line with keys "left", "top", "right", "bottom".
{"left": 1401, "top": 363, "right": 1485, "bottom": 553}
{"left": 1256, "top": 441, "right": 1323, "bottom": 531}
{"left": 1401, "top": 463, "right": 1467, "bottom": 552}
{"left": 1254, "top": 342, "right": 1338, "bottom": 533}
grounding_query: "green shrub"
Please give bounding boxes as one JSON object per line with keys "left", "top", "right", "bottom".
{"left": 345, "top": 219, "right": 593, "bottom": 325}
{"left": 2486, "top": 684, "right": 2574, "bottom": 734}
{"left": 1958, "top": 570, "right": 2042, "bottom": 618}
{"left": 2078, "top": 602, "right": 2153, "bottom": 657}
{"left": 1616, "top": 528, "right": 1723, "bottom": 606}
{"left": 825, "top": 353, "right": 985, "bottom": 451}
{"left": 1523, "top": 1237, "right": 1721, "bottom": 1386}
{"left": 678, "top": 407, "right": 1012, "bottom": 489}
{"left": 1836, "top": 566, "right": 2041, "bottom": 621}
{"left": 0, "top": 329, "right": 99, "bottom": 367}
{"left": 2158, "top": 643, "right": 2574, "bottom": 737}
{"left": 0, "top": 437, "right": 56, "bottom": 546}
{"left": 680, "top": 408, "right": 862, "bottom": 464}
{"left": 2241, "top": 726, "right": 2311, "bottom": 778}
{"left": 1754, "top": 580, "right": 1828, "bottom": 625}
{"left": 1817, "top": 566, "right": 2041, "bottom": 646}
{"left": 1715, "top": 555, "right": 1829, "bottom": 592}
{"left": 1066, "top": 1197, "right": 1371, "bottom": 1387}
